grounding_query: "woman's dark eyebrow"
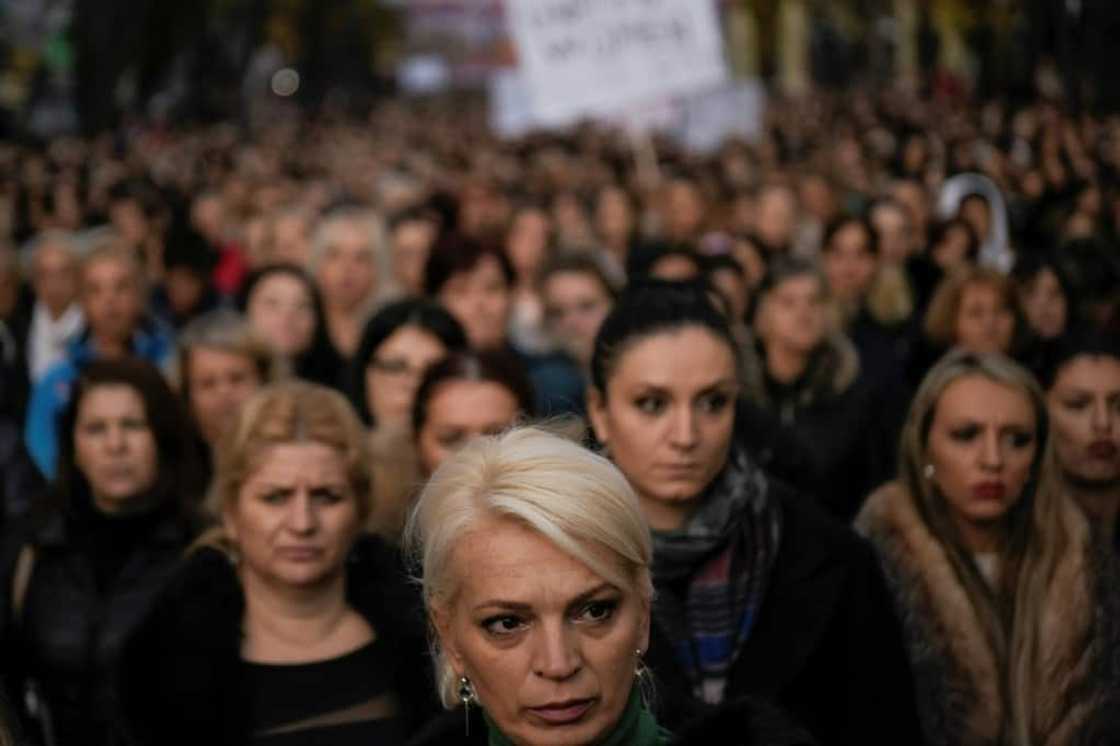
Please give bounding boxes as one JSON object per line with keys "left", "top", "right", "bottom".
{"left": 566, "top": 583, "right": 619, "bottom": 609}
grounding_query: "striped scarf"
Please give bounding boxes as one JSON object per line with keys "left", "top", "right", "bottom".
{"left": 651, "top": 447, "right": 783, "bottom": 704}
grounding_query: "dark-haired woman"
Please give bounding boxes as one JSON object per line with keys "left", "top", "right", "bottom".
{"left": 1042, "top": 335, "right": 1120, "bottom": 551}
{"left": 423, "top": 232, "right": 583, "bottom": 416}
{"left": 0, "top": 359, "right": 203, "bottom": 746}
{"left": 1012, "top": 253, "right": 1076, "bottom": 376}
{"left": 586, "top": 280, "right": 921, "bottom": 744}
{"left": 237, "top": 263, "right": 340, "bottom": 390}
{"left": 412, "top": 349, "right": 534, "bottom": 477}
{"left": 349, "top": 299, "right": 467, "bottom": 537}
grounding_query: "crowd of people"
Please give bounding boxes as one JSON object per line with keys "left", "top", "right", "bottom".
{"left": 0, "top": 84, "right": 1118, "bottom": 745}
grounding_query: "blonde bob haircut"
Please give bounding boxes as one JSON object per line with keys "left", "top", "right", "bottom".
{"left": 404, "top": 425, "right": 654, "bottom": 708}
{"left": 196, "top": 381, "right": 373, "bottom": 552}
{"left": 898, "top": 349, "right": 1092, "bottom": 744}
{"left": 923, "top": 266, "right": 1016, "bottom": 348}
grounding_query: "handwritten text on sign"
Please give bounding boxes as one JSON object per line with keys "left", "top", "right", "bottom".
{"left": 507, "top": 0, "right": 727, "bottom": 125}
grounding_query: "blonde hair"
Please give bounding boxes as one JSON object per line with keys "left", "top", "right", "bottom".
{"left": 196, "top": 381, "right": 373, "bottom": 552}
{"left": 898, "top": 349, "right": 1092, "bottom": 743}
{"left": 923, "top": 266, "right": 1015, "bottom": 348}
{"left": 404, "top": 425, "right": 653, "bottom": 708}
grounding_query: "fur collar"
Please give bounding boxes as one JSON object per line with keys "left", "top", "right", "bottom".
{"left": 856, "top": 483, "right": 1003, "bottom": 745}
{"left": 742, "top": 333, "right": 861, "bottom": 413}
{"left": 856, "top": 483, "right": 1119, "bottom": 746}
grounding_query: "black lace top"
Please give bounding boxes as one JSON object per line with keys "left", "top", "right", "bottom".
{"left": 242, "top": 637, "right": 406, "bottom": 746}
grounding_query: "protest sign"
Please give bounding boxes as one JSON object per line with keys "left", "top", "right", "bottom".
{"left": 506, "top": 0, "right": 727, "bottom": 126}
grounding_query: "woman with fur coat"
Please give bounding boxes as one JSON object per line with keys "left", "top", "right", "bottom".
{"left": 856, "top": 349, "right": 1120, "bottom": 746}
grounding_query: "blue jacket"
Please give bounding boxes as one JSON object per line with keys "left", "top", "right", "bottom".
{"left": 24, "top": 322, "right": 174, "bottom": 478}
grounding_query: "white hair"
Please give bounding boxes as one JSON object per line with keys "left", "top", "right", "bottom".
{"left": 404, "top": 425, "right": 653, "bottom": 707}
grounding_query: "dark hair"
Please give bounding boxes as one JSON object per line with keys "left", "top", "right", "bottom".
{"left": 350, "top": 297, "right": 469, "bottom": 425}
{"left": 538, "top": 252, "right": 619, "bottom": 298}
{"left": 590, "top": 280, "right": 739, "bottom": 395}
{"left": 1036, "top": 332, "right": 1120, "bottom": 390}
{"left": 821, "top": 214, "right": 878, "bottom": 257}
{"left": 235, "top": 263, "right": 335, "bottom": 385}
{"left": 928, "top": 217, "right": 979, "bottom": 260}
{"left": 625, "top": 242, "right": 702, "bottom": 280}
{"left": 422, "top": 232, "right": 515, "bottom": 297}
{"left": 412, "top": 349, "right": 535, "bottom": 433}
{"left": 1011, "top": 252, "right": 1077, "bottom": 333}
{"left": 56, "top": 358, "right": 203, "bottom": 514}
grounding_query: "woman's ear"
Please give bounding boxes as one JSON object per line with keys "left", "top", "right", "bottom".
{"left": 431, "top": 604, "right": 466, "bottom": 676}
{"left": 221, "top": 504, "right": 239, "bottom": 545}
{"left": 585, "top": 388, "right": 609, "bottom": 448}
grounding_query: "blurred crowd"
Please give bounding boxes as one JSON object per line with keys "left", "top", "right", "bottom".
{"left": 0, "top": 82, "right": 1118, "bottom": 745}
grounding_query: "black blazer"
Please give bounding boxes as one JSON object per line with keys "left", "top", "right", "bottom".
{"left": 645, "top": 484, "right": 924, "bottom": 745}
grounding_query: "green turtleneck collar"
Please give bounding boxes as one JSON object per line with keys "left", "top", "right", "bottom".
{"left": 484, "top": 686, "right": 669, "bottom": 746}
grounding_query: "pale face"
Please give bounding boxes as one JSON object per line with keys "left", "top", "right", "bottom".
{"left": 543, "top": 272, "right": 612, "bottom": 367}
{"left": 316, "top": 224, "right": 378, "bottom": 311}
{"left": 438, "top": 255, "right": 512, "bottom": 351}
{"left": 74, "top": 385, "right": 158, "bottom": 512}
{"left": 756, "top": 274, "right": 827, "bottom": 356}
{"left": 187, "top": 347, "right": 263, "bottom": 445}
{"left": 823, "top": 223, "right": 876, "bottom": 304}
{"left": 926, "top": 376, "right": 1037, "bottom": 541}
{"left": 82, "top": 258, "right": 143, "bottom": 348}
{"left": 1018, "top": 268, "right": 1068, "bottom": 340}
{"left": 226, "top": 443, "right": 361, "bottom": 589}
{"left": 955, "top": 283, "right": 1014, "bottom": 354}
{"left": 435, "top": 518, "right": 649, "bottom": 746}
{"left": 416, "top": 380, "right": 521, "bottom": 476}
{"left": 246, "top": 274, "right": 316, "bottom": 358}
{"left": 588, "top": 328, "right": 738, "bottom": 531}
{"left": 1048, "top": 356, "right": 1120, "bottom": 484}
{"left": 365, "top": 326, "right": 448, "bottom": 429}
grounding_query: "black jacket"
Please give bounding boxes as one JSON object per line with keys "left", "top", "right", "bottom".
{"left": 0, "top": 501, "right": 198, "bottom": 746}
{"left": 118, "top": 534, "right": 437, "bottom": 746}
{"left": 645, "top": 484, "right": 924, "bottom": 746}
{"left": 743, "top": 335, "right": 895, "bottom": 521}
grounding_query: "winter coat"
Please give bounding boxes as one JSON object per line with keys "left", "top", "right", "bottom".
{"left": 645, "top": 479, "right": 924, "bottom": 745}
{"left": 856, "top": 482, "right": 1120, "bottom": 746}
{"left": 0, "top": 501, "right": 198, "bottom": 746}
{"left": 742, "top": 334, "right": 895, "bottom": 521}
{"left": 118, "top": 534, "right": 437, "bottom": 746}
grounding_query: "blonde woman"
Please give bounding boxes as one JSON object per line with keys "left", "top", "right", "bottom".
{"left": 404, "top": 426, "right": 668, "bottom": 745}
{"left": 119, "top": 382, "right": 435, "bottom": 746}
{"left": 856, "top": 350, "right": 1120, "bottom": 745}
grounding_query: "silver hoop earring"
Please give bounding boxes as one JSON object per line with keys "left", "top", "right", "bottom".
{"left": 459, "top": 676, "right": 476, "bottom": 735}
{"left": 634, "top": 648, "right": 646, "bottom": 678}
{"left": 923, "top": 463, "right": 935, "bottom": 480}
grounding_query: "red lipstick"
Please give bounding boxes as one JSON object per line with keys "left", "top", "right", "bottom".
{"left": 1088, "top": 441, "right": 1118, "bottom": 460}
{"left": 971, "top": 482, "right": 1006, "bottom": 501}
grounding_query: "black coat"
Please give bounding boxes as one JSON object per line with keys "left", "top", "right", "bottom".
{"left": 645, "top": 485, "right": 924, "bottom": 746}
{"left": 118, "top": 534, "right": 438, "bottom": 746}
{"left": 0, "top": 502, "right": 198, "bottom": 746}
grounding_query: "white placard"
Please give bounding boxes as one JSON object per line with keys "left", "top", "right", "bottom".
{"left": 506, "top": 0, "right": 728, "bottom": 126}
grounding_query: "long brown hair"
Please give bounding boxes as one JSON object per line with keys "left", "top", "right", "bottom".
{"left": 899, "top": 349, "right": 1092, "bottom": 743}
